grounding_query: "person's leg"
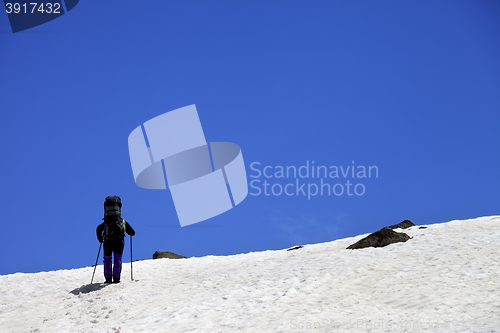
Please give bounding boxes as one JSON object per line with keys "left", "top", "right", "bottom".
{"left": 113, "top": 252, "right": 122, "bottom": 282}
{"left": 103, "top": 241, "right": 113, "bottom": 283}
{"left": 112, "top": 239, "right": 125, "bottom": 283}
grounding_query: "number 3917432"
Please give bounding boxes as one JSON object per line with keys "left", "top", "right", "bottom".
{"left": 5, "top": 3, "right": 61, "bottom": 14}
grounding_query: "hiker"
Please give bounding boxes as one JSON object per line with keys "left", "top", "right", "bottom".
{"left": 96, "top": 196, "right": 135, "bottom": 283}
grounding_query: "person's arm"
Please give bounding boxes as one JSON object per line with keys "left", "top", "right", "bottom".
{"left": 96, "top": 222, "right": 104, "bottom": 243}
{"left": 124, "top": 220, "right": 135, "bottom": 236}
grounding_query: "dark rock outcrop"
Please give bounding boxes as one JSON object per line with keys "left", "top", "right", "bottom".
{"left": 347, "top": 227, "right": 411, "bottom": 250}
{"left": 152, "top": 251, "right": 187, "bottom": 259}
{"left": 386, "top": 219, "right": 415, "bottom": 230}
{"left": 287, "top": 246, "right": 303, "bottom": 251}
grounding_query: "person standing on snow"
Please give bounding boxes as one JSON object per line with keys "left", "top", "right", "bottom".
{"left": 96, "top": 196, "right": 135, "bottom": 284}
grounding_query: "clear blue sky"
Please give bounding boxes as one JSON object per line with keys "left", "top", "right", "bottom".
{"left": 1, "top": 1, "right": 499, "bottom": 275}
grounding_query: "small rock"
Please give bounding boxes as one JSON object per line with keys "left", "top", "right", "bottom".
{"left": 386, "top": 220, "right": 415, "bottom": 229}
{"left": 287, "top": 246, "right": 303, "bottom": 251}
{"left": 152, "top": 251, "right": 187, "bottom": 259}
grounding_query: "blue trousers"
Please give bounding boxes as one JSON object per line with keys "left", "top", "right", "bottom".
{"left": 103, "top": 239, "right": 124, "bottom": 280}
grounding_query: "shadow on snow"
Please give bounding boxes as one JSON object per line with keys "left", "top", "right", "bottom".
{"left": 70, "top": 283, "right": 108, "bottom": 295}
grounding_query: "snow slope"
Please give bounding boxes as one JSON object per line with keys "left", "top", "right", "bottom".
{"left": 1, "top": 216, "right": 499, "bottom": 333}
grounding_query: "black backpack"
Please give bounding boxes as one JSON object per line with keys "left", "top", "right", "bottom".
{"left": 103, "top": 196, "right": 125, "bottom": 241}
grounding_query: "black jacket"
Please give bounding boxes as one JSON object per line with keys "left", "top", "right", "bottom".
{"left": 96, "top": 219, "right": 135, "bottom": 243}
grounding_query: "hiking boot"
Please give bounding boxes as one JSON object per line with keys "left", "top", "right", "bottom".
{"left": 113, "top": 278, "right": 120, "bottom": 284}
{"left": 105, "top": 277, "right": 112, "bottom": 284}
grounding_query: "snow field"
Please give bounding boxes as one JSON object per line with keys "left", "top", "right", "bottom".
{"left": 0, "top": 216, "right": 499, "bottom": 333}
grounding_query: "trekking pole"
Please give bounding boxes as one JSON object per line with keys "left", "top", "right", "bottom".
{"left": 90, "top": 242, "right": 102, "bottom": 284}
{"left": 130, "top": 235, "right": 134, "bottom": 281}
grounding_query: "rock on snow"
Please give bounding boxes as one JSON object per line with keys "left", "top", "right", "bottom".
{"left": 1, "top": 216, "right": 499, "bottom": 333}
